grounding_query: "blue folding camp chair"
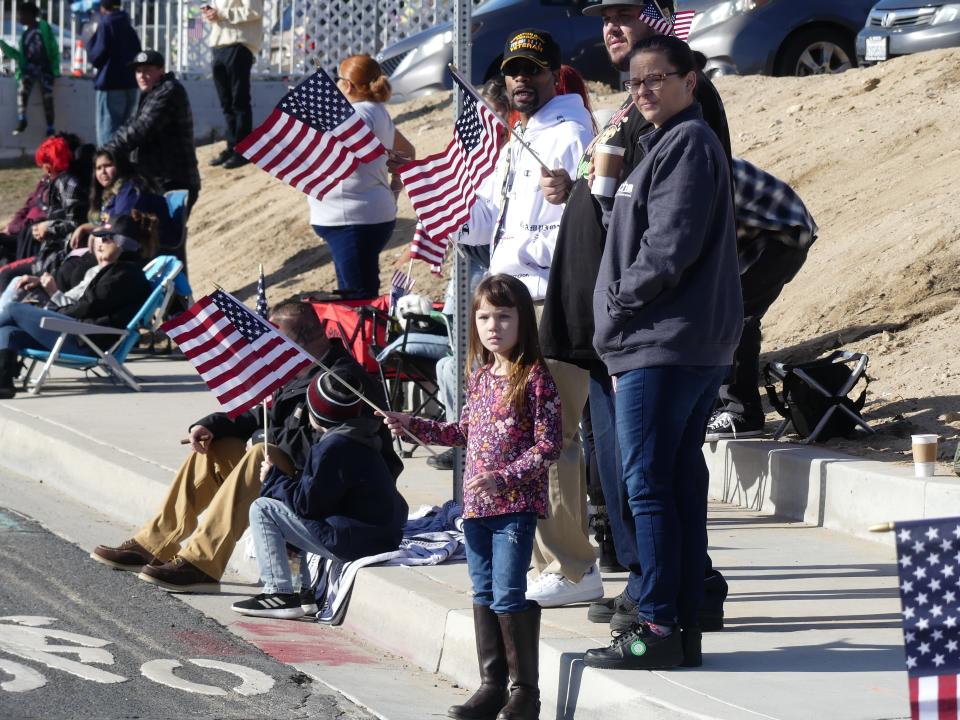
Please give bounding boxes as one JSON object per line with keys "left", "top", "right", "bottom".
{"left": 163, "top": 190, "right": 189, "bottom": 256}
{"left": 18, "top": 255, "right": 184, "bottom": 394}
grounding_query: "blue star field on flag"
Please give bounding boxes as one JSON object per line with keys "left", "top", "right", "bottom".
{"left": 278, "top": 71, "right": 355, "bottom": 134}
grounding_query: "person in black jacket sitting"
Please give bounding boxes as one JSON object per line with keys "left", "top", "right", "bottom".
{"left": 232, "top": 368, "right": 409, "bottom": 618}
{"left": 0, "top": 212, "right": 152, "bottom": 398}
{"left": 105, "top": 49, "right": 200, "bottom": 265}
{"left": 91, "top": 299, "right": 403, "bottom": 593}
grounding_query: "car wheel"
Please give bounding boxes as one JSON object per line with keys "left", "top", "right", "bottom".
{"left": 775, "top": 27, "right": 856, "bottom": 77}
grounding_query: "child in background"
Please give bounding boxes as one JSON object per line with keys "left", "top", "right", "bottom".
{"left": 0, "top": 2, "right": 59, "bottom": 136}
{"left": 380, "top": 273, "right": 562, "bottom": 720}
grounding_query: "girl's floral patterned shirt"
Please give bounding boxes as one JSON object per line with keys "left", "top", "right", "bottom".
{"left": 408, "top": 362, "right": 562, "bottom": 519}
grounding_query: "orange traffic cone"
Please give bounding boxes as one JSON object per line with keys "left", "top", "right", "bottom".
{"left": 71, "top": 39, "right": 85, "bottom": 76}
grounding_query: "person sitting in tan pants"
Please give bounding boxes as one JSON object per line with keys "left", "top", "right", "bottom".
{"left": 90, "top": 299, "right": 402, "bottom": 592}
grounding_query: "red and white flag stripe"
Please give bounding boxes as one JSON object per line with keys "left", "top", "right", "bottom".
{"left": 910, "top": 675, "right": 960, "bottom": 720}
{"left": 672, "top": 10, "right": 696, "bottom": 41}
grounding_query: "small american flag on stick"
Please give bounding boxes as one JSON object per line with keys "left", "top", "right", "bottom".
{"left": 895, "top": 516, "right": 960, "bottom": 719}
{"left": 235, "top": 69, "right": 385, "bottom": 201}
{"left": 186, "top": 8, "right": 204, "bottom": 43}
{"left": 640, "top": 1, "right": 673, "bottom": 35}
{"left": 399, "top": 70, "right": 505, "bottom": 269}
{"left": 160, "top": 289, "right": 313, "bottom": 417}
{"left": 672, "top": 9, "right": 696, "bottom": 41}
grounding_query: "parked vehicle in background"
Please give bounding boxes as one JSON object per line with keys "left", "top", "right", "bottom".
{"left": 856, "top": 1, "right": 960, "bottom": 65}
{"left": 685, "top": 0, "right": 875, "bottom": 77}
{"left": 376, "top": 0, "right": 617, "bottom": 103}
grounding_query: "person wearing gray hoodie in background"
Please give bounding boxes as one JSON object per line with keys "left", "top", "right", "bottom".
{"left": 584, "top": 35, "right": 742, "bottom": 672}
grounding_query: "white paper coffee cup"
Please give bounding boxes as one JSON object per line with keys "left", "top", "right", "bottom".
{"left": 912, "top": 434, "right": 938, "bottom": 477}
{"left": 592, "top": 144, "right": 626, "bottom": 198}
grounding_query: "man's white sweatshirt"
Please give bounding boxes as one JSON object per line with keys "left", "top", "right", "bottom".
{"left": 461, "top": 93, "right": 594, "bottom": 301}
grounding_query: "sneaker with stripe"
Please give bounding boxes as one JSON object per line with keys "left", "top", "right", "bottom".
{"left": 231, "top": 592, "right": 304, "bottom": 619}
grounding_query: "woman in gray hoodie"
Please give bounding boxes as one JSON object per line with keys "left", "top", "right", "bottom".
{"left": 584, "top": 34, "right": 742, "bottom": 672}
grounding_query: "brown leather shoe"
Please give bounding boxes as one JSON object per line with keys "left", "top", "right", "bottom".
{"left": 90, "top": 539, "right": 159, "bottom": 571}
{"left": 138, "top": 557, "right": 221, "bottom": 593}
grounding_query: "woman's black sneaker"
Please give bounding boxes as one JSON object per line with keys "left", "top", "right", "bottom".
{"left": 583, "top": 622, "right": 683, "bottom": 670}
{"left": 232, "top": 593, "right": 304, "bottom": 619}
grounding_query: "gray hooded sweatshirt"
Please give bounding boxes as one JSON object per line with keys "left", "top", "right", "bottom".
{"left": 593, "top": 103, "right": 743, "bottom": 375}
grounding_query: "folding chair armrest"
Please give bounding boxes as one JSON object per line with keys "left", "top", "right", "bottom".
{"left": 39, "top": 316, "right": 128, "bottom": 336}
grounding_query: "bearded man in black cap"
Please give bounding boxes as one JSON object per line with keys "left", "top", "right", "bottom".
{"left": 537, "top": 0, "right": 733, "bottom": 645}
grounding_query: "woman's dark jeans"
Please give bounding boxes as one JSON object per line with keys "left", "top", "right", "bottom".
{"left": 614, "top": 364, "right": 728, "bottom": 628}
{"left": 312, "top": 220, "right": 396, "bottom": 298}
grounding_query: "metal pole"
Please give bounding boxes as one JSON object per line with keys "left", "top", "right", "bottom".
{"left": 451, "top": 0, "right": 471, "bottom": 504}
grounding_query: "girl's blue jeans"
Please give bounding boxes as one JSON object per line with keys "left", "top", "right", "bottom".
{"left": 463, "top": 512, "right": 537, "bottom": 614}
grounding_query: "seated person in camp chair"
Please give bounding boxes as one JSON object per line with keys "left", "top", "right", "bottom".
{"left": 231, "top": 368, "right": 408, "bottom": 619}
{"left": 90, "top": 300, "right": 402, "bottom": 593}
{"left": 0, "top": 212, "right": 154, "bottom": 399}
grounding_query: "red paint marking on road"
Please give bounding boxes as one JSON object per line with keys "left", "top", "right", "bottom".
{"left": 233, "top": 620, "right": 375, "bottom": 666}
{"left": 175, "top": 630, "right": 253, "bottom": 657}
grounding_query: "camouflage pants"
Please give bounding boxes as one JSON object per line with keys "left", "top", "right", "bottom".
{"left": 17, "top": 71, "right": 55, "bottom": 126}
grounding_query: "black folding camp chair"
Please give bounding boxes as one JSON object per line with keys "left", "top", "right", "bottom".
{"left": 764, "top": 350, "right": 873, "bottom": 444}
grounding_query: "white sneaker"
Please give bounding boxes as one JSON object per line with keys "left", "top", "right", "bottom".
{"left": 526, "top": 564, "right": 604, "bottom": 608}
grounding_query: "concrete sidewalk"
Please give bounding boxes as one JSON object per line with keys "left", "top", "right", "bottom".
{"left": 0, "top": 353, "right": 930, "bottom": 718}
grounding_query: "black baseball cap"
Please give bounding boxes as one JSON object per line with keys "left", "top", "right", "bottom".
{"left": 91, "top": 214, "right": 147, "bottom": 252}
{"left": 128, "top": 49, "right": 165, "bottom": 68}
{"left": 500, "top": 29, "right": 561, "bottom": 72}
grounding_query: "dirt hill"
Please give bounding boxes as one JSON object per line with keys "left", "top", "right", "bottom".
{"left": 3, "top": 48, "right": 959, "bottom": 467}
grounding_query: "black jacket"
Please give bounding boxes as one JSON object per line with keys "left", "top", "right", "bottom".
{"left": 106, "top": 73, "right": 201, "bottom": 192}
{"left": 61, "top": 260, "right": 153, "bottom": 347}
{"left": 194, "top": 339, "right": 403, "bottom": 477}
{"left": 539, "top": 72, "right": 731, "bottom": 369}
{"left": 260, "top": 418, "right": 409, "bottom": 560}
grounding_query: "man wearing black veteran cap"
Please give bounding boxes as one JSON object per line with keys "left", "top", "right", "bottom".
{"left": 456, "top": 28, "right": 600, "bottom": 609}
{"left": 232, "top": 368, "right": 408, "bottom": 619}
{"left": 105, "top": 49, "right": 201, "bottom": 259}
{"left": 537, "top": 0, "right": 734, "bottom": 639}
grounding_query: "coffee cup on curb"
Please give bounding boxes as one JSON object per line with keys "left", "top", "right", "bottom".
{"left": 912, "top": 434, "right": 939, "bottom": 477}
{"left": 591, "top": 144, "right": 626, "bottom": 198}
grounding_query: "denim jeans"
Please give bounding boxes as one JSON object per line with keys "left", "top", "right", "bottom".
{"left": 0, "top": 302, "right": 85, "bottom": 354}
{"left": 615, "top": 365, "right": 728, "bottom": 628}
{"left": 588, "top": 364, "right": 640, "bottom": 597}
{"left": 248, "top": 497, "right": 340, "bottom": 594}
{"left": 463, "top": 512, "right": 537, "bottom": 614}
{"left": 312, "top": 221, "right": 396, "bottom": 298}
{"left": 96, "top": 88, "right": 139, "bottom": 147}
{"left": 0, "top": 281, "right": 25, "bottom": 316}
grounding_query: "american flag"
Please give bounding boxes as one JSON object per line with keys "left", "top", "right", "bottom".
{"left": 409, "top": 221, "right": 445, "bottom": 269}
{"left": 256, "top": 266, "right": 268, "bottom": 318}
{"left": 186, "top": 8, "right": 204, "bottom": 43}
{"left": 235, "top": 69, "right": 385, "bottom": 201}
{"left": 160, "top": 290, "right": 314, "bottom": 417}
{"left": 389, "top": 268, "right": 413, "bottom": 314}
{"left": 398, "top": 73, "right": 505, "bottom": 268}
{"left": 895, "top": 516, "right": 960, "bottom": 719}
{"left": 640, "top": 1, "right": 673, "bottom": 35}
{"left": 672, "top": 9, "right": 696, "bottom": 41}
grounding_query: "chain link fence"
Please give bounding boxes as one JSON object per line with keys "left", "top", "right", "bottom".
{"left": 1, "top": 0, "right": 469, "bottom": 79}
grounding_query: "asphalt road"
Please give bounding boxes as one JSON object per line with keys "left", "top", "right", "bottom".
{"left": 0, "top": 506, "right": 373, "bottom": 720}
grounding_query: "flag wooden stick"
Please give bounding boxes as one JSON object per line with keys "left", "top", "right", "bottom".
{"left": 447, "top": 63, "right": 553, "bottom": 174}
{"left": 406, "top": 258, "right": 414, "bottom": 289}
{"left": 869, "top": 522, "right": 896, "bottom": 533}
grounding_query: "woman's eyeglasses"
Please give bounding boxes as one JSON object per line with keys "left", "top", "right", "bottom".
{"left": 624, "top": 72, "right": 683, "bottom": 94}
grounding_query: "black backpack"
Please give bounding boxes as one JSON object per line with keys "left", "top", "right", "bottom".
{"left": 763, "top": 351, "right": 870, "bottom": 442}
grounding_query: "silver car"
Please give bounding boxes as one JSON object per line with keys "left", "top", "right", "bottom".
{"left": 857, "top": 1, "right": 960, "bottom": 65}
